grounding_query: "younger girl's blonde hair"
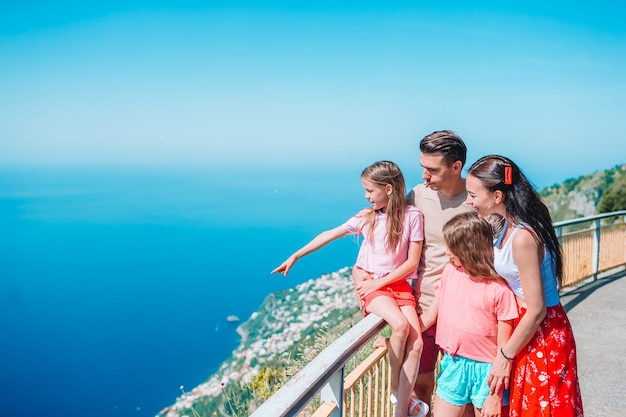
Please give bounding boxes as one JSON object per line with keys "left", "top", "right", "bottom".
{"left": 360, "top": 161, "right": 407, "bottom": 255}
{"left": 443, "top": 212, "right": 499, "bottom": 279}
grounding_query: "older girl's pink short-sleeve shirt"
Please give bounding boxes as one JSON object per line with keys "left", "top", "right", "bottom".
{"left": 342, "top": 206, "right": 424, "bottom": 280}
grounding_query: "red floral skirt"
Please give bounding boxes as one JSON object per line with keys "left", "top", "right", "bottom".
{"left": 510, "top": 304, "right": 584, "bottom": 417}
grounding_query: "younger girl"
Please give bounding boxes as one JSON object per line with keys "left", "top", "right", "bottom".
{"left": 419, "top": 212, "right": 518, "bottom": 417}
{"left": 272, "top": 161, "right": 428, "bottom": 417}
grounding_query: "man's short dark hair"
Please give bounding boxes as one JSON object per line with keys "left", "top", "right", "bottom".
{"left": 420, "top": 130, "right": 467, "bottom": 168}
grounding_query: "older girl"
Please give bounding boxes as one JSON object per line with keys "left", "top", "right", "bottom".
{"left": 273, "top": 161, "right": 428, "bottom": 417}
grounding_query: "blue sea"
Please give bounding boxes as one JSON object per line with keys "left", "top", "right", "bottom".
{"left": 0, "top": 166, "right": 369, "bottom": 417}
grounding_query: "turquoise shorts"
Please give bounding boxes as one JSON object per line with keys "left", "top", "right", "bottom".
{"left": 436, "top": 353, "right": 492, "bottom": 408}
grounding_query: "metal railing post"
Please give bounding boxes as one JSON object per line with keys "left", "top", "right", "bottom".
{"left": 320, "top": 368, "right": 344, "bottom": 417}
{"left": 592, "top": 219, "right": 601, "bottom": 281}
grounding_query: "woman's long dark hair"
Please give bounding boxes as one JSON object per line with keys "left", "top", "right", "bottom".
{"left": 468, "top": 155, "right": 563, "bottom": 285}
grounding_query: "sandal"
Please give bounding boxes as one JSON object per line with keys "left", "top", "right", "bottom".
{"left": 389, "top": 394, "right": 429, "bottom": 417}
{"left": 408, "top": 396, "right": 429, "bottom": 417}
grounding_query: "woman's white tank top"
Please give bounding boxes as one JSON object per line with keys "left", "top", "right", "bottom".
{"left": 494, "top": 222, "right": 561, "bottom": 307}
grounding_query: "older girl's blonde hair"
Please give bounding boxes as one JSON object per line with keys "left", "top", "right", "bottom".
{"left": 360, "top": 161, "right": 407, "bottom": 255}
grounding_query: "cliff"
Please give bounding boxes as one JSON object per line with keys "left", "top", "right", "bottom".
{"left": 157, "top": 267, "right": 360, "bottom": 417}
{"left": 540, "top": 163, "right": 626, "bottom": 221}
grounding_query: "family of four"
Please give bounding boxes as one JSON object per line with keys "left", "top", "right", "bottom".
{"left": 272, "top": 131, "right": 584, "bottom": 417}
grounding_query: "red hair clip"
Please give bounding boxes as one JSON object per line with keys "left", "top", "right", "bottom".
{"left": 504, "top": 166, "right": 513, "bottom": 185}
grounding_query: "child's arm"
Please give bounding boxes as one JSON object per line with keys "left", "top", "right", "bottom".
{"left": 480, "top": 385, "right": 504, "bottom": 417}
{"left": 481, "top": 317, "right": 513, "bottom": 417}
{"left": 351, "top": 267, "right": 374, "bottom": 308}
{"left": 354, "top": 240, "right": 423, "bottom": 298}
{"left": 271, "top": 226, "right": 350, "bottom": 276}
{"left": 352, "top": 267, "right": 374, "bottom": 286}
{"left": 419, "top": 298, "right": 438, "bottom": 332}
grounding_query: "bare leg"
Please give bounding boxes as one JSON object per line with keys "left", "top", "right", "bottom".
{"left": 413, "top": 328, "right": 438, "bottom": 415}
{"left": 414, "top": 371, "right": 435, "bottom": 415}
{"left": 366, "top": 296, "right": 409, "bottom": 399}
{"left": 465, "top": 403, "right": 478, "bottom": 417}
{"left": 372, "top": 332, "right": 427, "bottom": 416}
{"left": 433, "top": 394, "right": 466, "bottom": 417}
{"left": 396, "top": 305, "right": 424, "bottom": 417}
{"left": 373, "top": 333, "right": 429, "bottom": 416}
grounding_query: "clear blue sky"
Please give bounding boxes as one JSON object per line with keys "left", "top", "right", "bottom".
{"left": 1, "top": 1, "right": 625, "bottom": 187}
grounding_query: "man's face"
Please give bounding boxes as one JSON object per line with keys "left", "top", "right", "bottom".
{"left": 420, "top": 153, "right": 457, "bottom": 191}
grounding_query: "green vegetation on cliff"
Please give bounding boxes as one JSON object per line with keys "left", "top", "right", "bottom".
{"left": 540, "top": 163, "right": 626, "bottom": 221}
{"left": 158, "top": 267, "right": 362, "bottom": 417}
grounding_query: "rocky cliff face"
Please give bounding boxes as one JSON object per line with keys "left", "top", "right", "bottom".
{"left": 540, "top": 164, "right": 626, "bottom": 221}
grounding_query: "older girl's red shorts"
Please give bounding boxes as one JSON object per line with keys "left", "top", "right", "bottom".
{"left": 361, "top": 279, "right": 416, "bottom": 316}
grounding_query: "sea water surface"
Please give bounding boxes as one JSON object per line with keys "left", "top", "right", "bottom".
{"left": 0, "top": 166, "right": 368, "bottom": 417}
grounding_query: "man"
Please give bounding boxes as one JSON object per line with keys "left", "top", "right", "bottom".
{"left": 408, "top": 130, "right": 472, "bottom": 414}
{"left": 364, "top": 130, "right": 471, "bottom": 415}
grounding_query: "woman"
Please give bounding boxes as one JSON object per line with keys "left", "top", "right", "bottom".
{"left": 465, "top": 155, "right": 584, "bottom": 417}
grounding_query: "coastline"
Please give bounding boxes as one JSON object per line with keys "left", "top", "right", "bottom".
{"left": 236, "top": 322, "right": 249, "bottom": 346}
{"left": 157, "top": 266, "right": 359, "bottom": 417}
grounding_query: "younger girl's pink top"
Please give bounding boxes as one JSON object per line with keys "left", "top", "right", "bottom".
{"left": 436, "top": 264, "right": 518, "bottom": 363}
{"left": 342, "top": 206, "right": 424, "bottom": 280}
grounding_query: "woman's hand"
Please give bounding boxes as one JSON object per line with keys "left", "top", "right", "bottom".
{"left": 488, "top": 352, "right": 512, "bottom": 394}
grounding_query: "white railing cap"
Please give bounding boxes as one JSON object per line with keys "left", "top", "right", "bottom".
{"left": 249, "top": 313, "right": 386, "bottom": 417}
